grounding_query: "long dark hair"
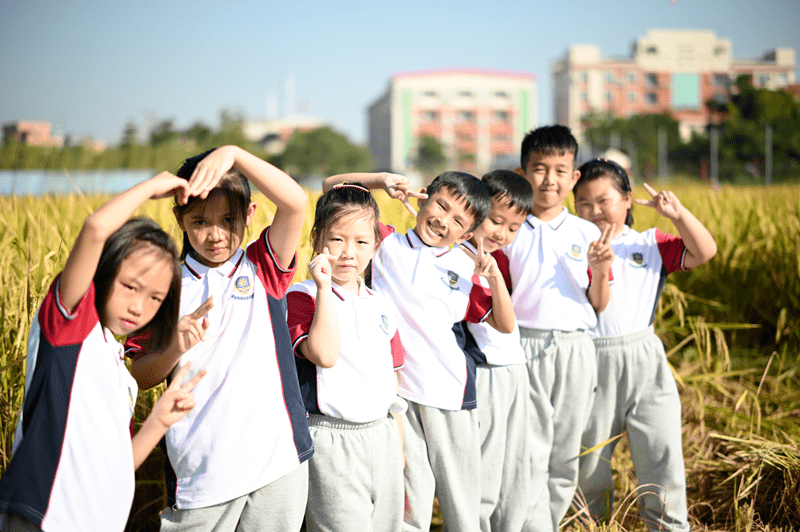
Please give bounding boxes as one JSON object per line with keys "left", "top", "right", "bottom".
{"left": 173, "top": 148, "right": 252, "bottom": 261}
{"left": 94, "top": 217, "right": 181, "bottom": 353}
{"left": 312, "top": 182, "right": 381, "bottom": 253}
{"left": 574, "top": 158, "right": 634, "bottom": 226}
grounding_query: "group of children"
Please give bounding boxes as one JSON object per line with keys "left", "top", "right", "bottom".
{"left": 0, "top": 125, "right": 716, "bottom": 532}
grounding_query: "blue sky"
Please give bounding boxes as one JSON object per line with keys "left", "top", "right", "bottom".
{"left": 1, "top": 0, "right": 798, "bottom": 146}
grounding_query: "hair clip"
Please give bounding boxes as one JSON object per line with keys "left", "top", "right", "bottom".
{"left": 333, "top": 182, "right": 370, "bottom": 193}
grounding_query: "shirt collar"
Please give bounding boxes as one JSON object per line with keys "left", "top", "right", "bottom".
{"left": 185, "top": 247, "right": 245, "bottom": 279}
{"left": 405, "top": 228, "right": 451, "bottom": 257}
{"left": 331, "top": 277, "right": 372, "bottom": 300}
{"left": 526, "top": 207, "right": 568, "bottom": 231}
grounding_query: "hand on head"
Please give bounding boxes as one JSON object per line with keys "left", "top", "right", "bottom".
{"left": 383, "top": 174, "right": 428, "bottom": 216}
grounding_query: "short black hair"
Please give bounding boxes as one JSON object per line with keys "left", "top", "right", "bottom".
{"left": 481, "top": 169, "right": 534, "bottom": 215}
{"left": 425, "top": 171, "right": 491, "bottom": 232}
{"left": 95, "top": 217, "right": 181, "bottom": 354}
{"left": 520, "top": 125, "right": 579, "bottom": 170}
{"left": 174, "top": 148, "right": 252, "bottom": 261}
{"left": 574, "top": 158, "right": 634, "bottom": 226}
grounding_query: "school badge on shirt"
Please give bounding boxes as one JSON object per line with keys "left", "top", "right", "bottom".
{"left": 442, "top": 270, "right": 461, "bottom": 290}
{"left": 380, "top": 314, "right": 390, "bottom": 335}
{"left": 231, "top": 276, "right": 254, "bottom": 300}
{"left": 567, "top": 244, "right": 582, "bottom": 261}
{"left": 630, "top": 251, "right": 647, "bottom": 268}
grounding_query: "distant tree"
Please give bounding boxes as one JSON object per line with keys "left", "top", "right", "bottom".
{"left": 416, "top": 135, "right": 446, "bottom": 173}
{"left": 121, "top": 121, "right": 139, "bottom": 147}
{"left": 185, "top": 122, "right": 212, "bottom": 146}
{"left": 278, "top": 126, "right": 373, "bottom": 179}
{"left": 149, "top": 119, "right": 178, "bottom": 147}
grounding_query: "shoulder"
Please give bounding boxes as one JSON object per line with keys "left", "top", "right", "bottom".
{"left": 287, "top": 279, "right": 318, "bottom": 298}
{"left": 565, "top": 213, "right": 601, "bottom": 239}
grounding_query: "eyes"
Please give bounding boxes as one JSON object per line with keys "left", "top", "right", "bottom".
{"left": 121, "top": 282, "right": 163, "bottom": 303}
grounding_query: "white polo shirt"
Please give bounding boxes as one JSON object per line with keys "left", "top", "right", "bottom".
{"left": 369, "top": 224, "right": 492, "bottom": 411}
{"left": 0, "top": 278, "right": 137, "bottom": 532}
{"left": 286, "top": 279, "right": 406, "bottom": 423}
{"left": 593, "top": 226, "right": 686, "bottom": 338}
{"left": 500, "top": 208, "right": 601, "bottom": 331}
{"left": 457, "top": 241, "right": 525, "bottom": 366}
{"left": 127, "top": 227, "right": 312, "bottom": 510}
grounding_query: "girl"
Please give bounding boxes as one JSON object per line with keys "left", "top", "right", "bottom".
{"left": 285, "top": 183, "right": 406, "bottom": 532}
{"left": 572, "top": 159, "right": 716, "bottom": 531}
{"left": 0, "top": 173, "right": 206, "bottom": 532}
{"left": 128, "top": 145, "right": 311, "bottom": 532}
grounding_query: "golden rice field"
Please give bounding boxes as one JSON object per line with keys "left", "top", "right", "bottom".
{"left": 0, "top": 182, "right": 798, "bottom": 531}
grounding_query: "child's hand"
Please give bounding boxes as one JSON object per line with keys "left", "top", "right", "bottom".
{"left": 635, "top": 183, "right": 685, "bottom": 221}
{"left": 187, "top": 146, "right": 238, "bottom": 199}
{"left": 383, "top": 173, "right": 428, "bottom": 216}
{"left": 461, "top": 238, "right": 501, "bottom": 282}
{"left": 149, "top": 171, "right": 191, "bottom": 204}
{"left": 308, "top": 247, "right": 336, "bottom": 289}
{"left": 176, "top": 297, "right": 214, "bottom": 354}
{"left": 588, "top": 224, "right": 615, "bottom": 275}
{"left": 152, "top": 361, "right": 207, "bottom": 429}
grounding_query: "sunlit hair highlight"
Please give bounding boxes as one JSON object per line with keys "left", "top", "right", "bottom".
{"left": 574, "top": 158, "right": 634, "bottom": 226}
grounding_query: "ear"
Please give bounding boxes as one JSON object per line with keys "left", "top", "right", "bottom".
{"left": 245, "top": 202, "right": 257, "bottom": 227}
{"left": 514, "top": 167, "right": 525, "bottom": 177}
{"left": 173, "top": 207, "right": 186, "bottom": 232}
{"left": 570, "top": 169, "right": 581, "bottom": 187}
{"left": 454, "top": 231, "right": 474, "bottom": 246}
{"left": 622, "top": 191, "right": 633, "bottom": 209}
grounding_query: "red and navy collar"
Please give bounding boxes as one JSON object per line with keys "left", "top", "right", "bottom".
{"left": 184, "top": 247, "right": 245, "bottom": 280}
{"left": 526, "top": 207, "right": 568, "bottom": 231}
{"left": 405, "top": 228, "right": 451, "bottom": 257}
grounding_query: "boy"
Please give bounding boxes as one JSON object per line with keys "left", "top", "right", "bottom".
{"left": 453, "top": 170, "right": 535, "bottom": 532}
{"left": 322, "top": 171, "right": 516, "bottom": 532}
{"left": 501, "top": 125, "right": 614, "bottom": 531}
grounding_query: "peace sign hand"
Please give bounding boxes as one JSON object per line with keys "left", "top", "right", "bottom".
{"left": 635, "top": 183, "right": 685, "bottom": 221}
{"left": 383, "top": 173, "right": 428, "bottom": 216}
{"left": 176, "top": 297, "right": 214, "bottom": 354}
{"left": 309, "top": 247, "right": 337, "bottom": 289}
{"left": 152, "top": 361, "right": 207, "bottom": 429}
{"left": 461, "top": 238, "right": 501, "bottom": 282}
{"left": 587, "top": 223, "right": 615, "bottom": 275}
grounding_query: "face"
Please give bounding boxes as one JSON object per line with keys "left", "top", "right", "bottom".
{"left": 103, "top": 247, "right": 173, "bottom": 336}
{"left": 519, "top": 151, "right": 580, "bottom": 220}
{"left": 177, "top": 192, "right": 256, "bottom": 268}
{"left": 413, "top": 187, "right": 475, "bottom": 248}
{"left": 470, "top": 198, "right": 528, "bottom": 253}
{"left": 319, "top": 209, "right": 378, "bottom": 293}
{"left": 574, "top": 176, "right": 631, "bottom": 236}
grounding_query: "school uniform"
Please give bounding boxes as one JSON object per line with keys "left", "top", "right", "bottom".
{"left": 578, "top": 226, "right": 690, "bottom": 532}
{"left": 454, "top": 241, "right": 531, "bottom": 532}
{"left": 369, "top": 223, "right": 492, "bottom": 532}
{"left": 0, "top": 278, "right": 137, "bottom": 532}
{"left": 286, "top": 278, "right": 406, "bottom": 532}
{"left": 128, "top": 227, "right": 312, "bottom": 532}
{"left": 499, "top": 207, "right": 600, "bottom": 532}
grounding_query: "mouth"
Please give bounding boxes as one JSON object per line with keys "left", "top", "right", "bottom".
{"left": 427, "top": 221, "right": 445, "bottom": 238}
{"left": 120, "top": 318, "right": 137, "bottom": 330}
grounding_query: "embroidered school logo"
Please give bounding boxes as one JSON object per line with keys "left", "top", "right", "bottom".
{"left": 231, "top": 276, "right": 254, "bottom": 300}
{"left": 567, "top": 244, "right": 582, "bottom": 261}
{"left": 630, "top": 251, "right": 647, "bottom": 268}
{"left": 440, "top": 270, "right": 462, "bottom": 290}
{"left": 380, "top": 314, "right": 389, "bottom": 335}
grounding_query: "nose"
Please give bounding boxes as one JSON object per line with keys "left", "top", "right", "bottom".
{"left": 341, "top": 240, "right": 355, "bottom": 258}
{"left": 129, "top": 295, "right": 143, "bottom": 317}
{"left": 208, "top": 223, "right": 223, "bottom": 241}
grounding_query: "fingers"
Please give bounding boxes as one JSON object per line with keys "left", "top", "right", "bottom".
{"left": 190, "top": 296, "right": 214, "bottom": 318}
{"left": 642, "top": 182, "right": 658, "bottom": 198}
{"left": 401, "top": 199, "right": 418, "bottom": 217}
{"left": 181, "top": 369, "right": 207, "bottom": 393}
{"left": 406, "top": 190, "right": 429, "bottom": 200}
{"left": 168, "top": 361, "right": 193, "bottom": 390}
{"left": 459, "top": 243, "right": 478, "bottom": 263}
{"left": 598, "top": 223, "right": 614, "bottom": 245}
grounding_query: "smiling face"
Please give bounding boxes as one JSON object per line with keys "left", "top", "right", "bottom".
{"left": 177, "top": 191, "right": 256, "bottom": 268}
{"left": 102, "top": 246, "right": 173, "bottom": 336}
{"left": 574, "top": 175, "right": 631, "bottom": 237}
{"left": 520, "top": 151, "right": 580, "bottom": 221}
{"left": 318, "top": 208, "right": 378, "bottom": 294}
{"left": 413, "top": 187, "right": 476, "bottom": 248}
{"left": 470, "top": 198, "right": 528, "bottom": 253}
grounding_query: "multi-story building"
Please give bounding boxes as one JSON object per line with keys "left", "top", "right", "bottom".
{"left": 367, "top": 68, "right": 537, "bottom": 175}
{"left": 552, "top": 30, "right": 796, "bottom": 141}
{"left": 242, "top": 116, "right": 326, "bottom": 155}
{"left": 2, "top": 121, "right": 63, "bottom": 147}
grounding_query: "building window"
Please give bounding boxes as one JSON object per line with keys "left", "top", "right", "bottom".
{"left": 423, "top": 90, "right": 437, "bottom": 97}
{"left": 494, "top": 91, "right": 509, "bottom": 99}
{"left": 581, "top": 92, "right": 588, "bottom": 102}
{"left": 645, "top": 73, "right": 658, "bottom": 87}
{"left": 645, "top": 93, "right": 657, "bottom": 105}
{"left": 777, "top": 73, "right": 789, "bottom": 86}
{"left": 458, "top": 91, "right": 473, "bottom": 98}
{"left": 580, "top": 72, "right": 588, "bottom": 84}
{"left": 627, "top": 71, "right": 637, "bottom": 84}
{"left": 714, "top": 45, "right": 727, "bottom": 56}
{"left": 606, "top": 92, "right": 613, "bottom": 102}
{"left": 458, "top": 110, "right": 474, "bottom": 122}
{"left": 646, "top": 46, "right": 658, "bottom": 54}
{"left": 422, "top": 111, "right": 438, "bottom": 123}
{"left": 758, "top": 74, "right": 770, "bottom": 86}
{"left": 627, "top": 92, "right": 636, "bottom": 102}
{"left": 604, "top": 71, "right": 618, "bottom": 85}
{"left": 712, "top": 74, "right": 729, "bottom": 87}
{"left": 494, "top": 110, "right": 509, "bottom": 122}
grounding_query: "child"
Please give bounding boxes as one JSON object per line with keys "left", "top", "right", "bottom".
{"left": 501, "top": 125, "right": 614, "bottom": 531}
{"left": 127, "top": 146, "right": 311, "bottom": 531}
{"left": 453, "top": 169, "right": 535, "bottom": 532}
{"left": 321, "top": 171, "right": 516, "bottom": 532}
{"left": 0, "top": 174, "right": 206, "bottom": 531}
{"left": 285, "top": 183, "right": 407, "bottom": 532}
{"left": 573, "top": 159, "right": 716, "bottom": 531}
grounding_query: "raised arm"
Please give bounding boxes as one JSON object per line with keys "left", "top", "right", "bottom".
{"left": 186, "top": 145, "right": 308, "bottom": 268}
{"left": 60, "top": 172, "right": 188, "bottom": 313}
{"left": 636, "top": 183, "right": 717, "bottom": 269}
{"left": 323, "top": 172, "right": 426, "bottom": 216}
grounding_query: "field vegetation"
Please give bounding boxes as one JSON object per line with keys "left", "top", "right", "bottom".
{"left": 0, "top": 181, "right": 797, "bottom": 531}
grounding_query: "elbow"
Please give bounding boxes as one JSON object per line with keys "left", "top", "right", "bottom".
{"left": 316, "top": 353, "right": 339, "bottom": 369}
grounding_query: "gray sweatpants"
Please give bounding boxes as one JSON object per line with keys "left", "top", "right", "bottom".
{"left": 402, "top": 400, "right": 481, "bottom": 532}
{"left": 305, "top": 414, "right": 404, "bottom": 532}
{"left": 577, "top": 327, "right": 689, "bottom": 532}
{"left": 159, "top": 462, "right": 308, "bottom": 532}
{"left": 476, "top": 364, "right": 531, "bottom": 532}
{"left": 519, "top": 328, "right": 596, "bottom": 532}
